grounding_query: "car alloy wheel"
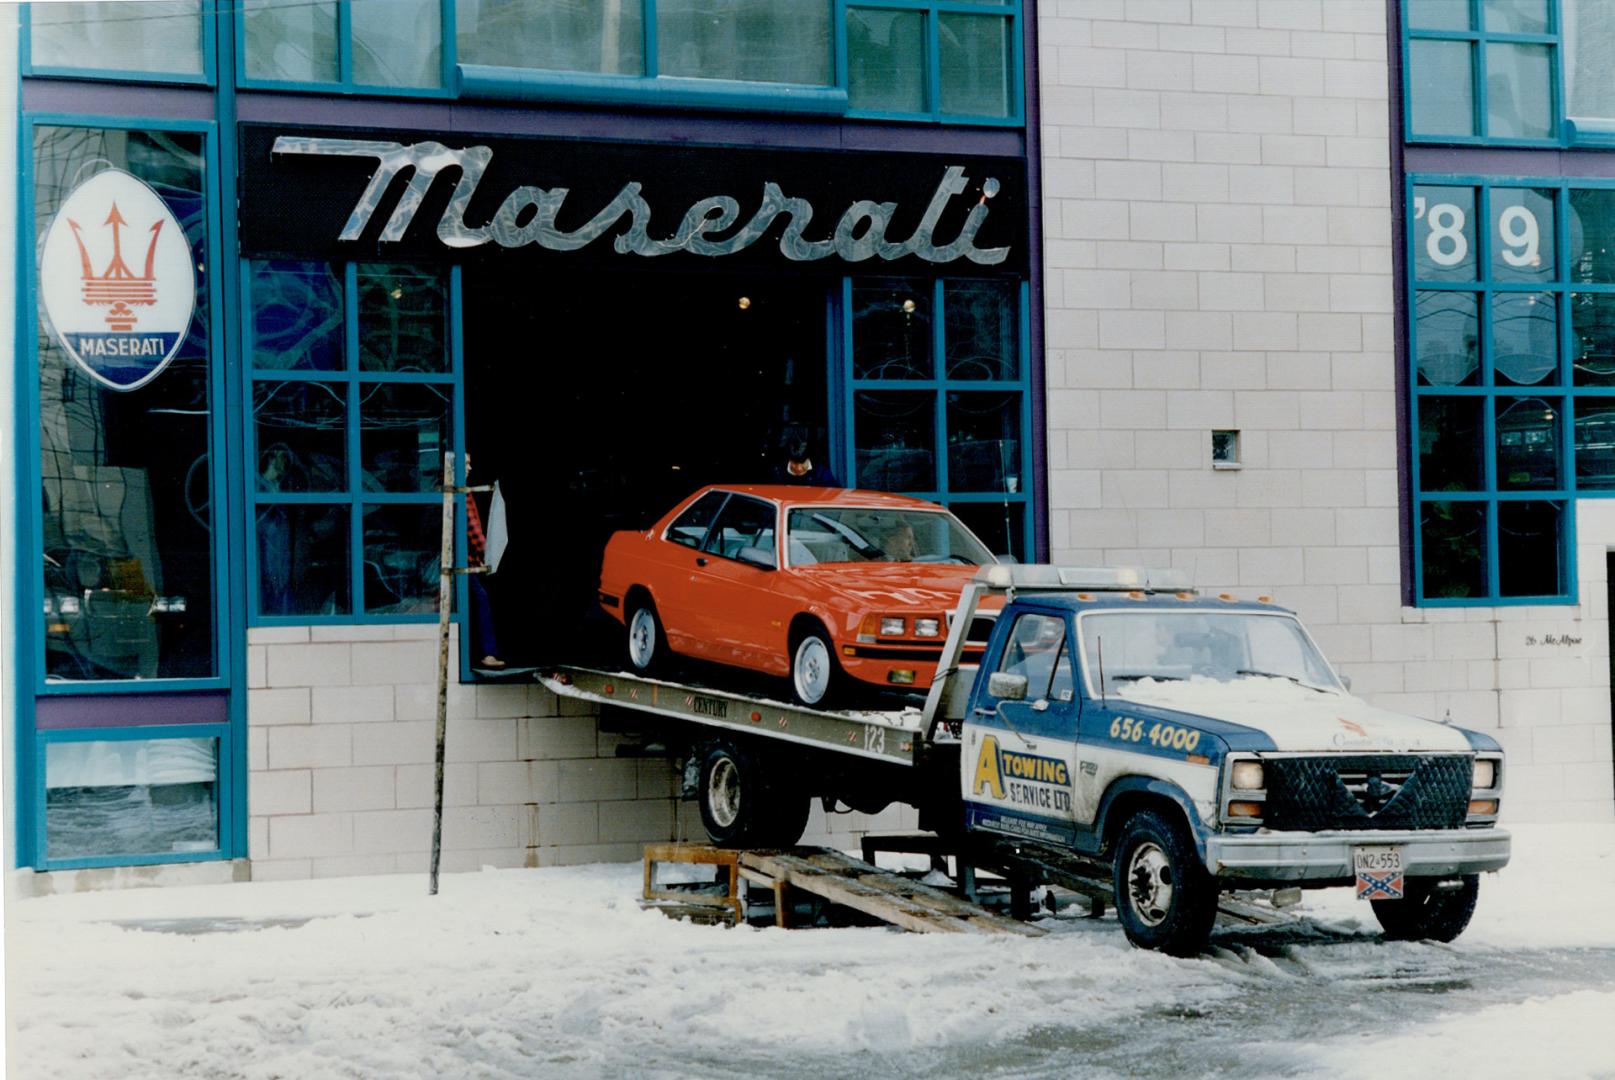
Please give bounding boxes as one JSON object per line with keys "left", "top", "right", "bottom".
{"left": 792, "top": 634, "right": 833, "bottom": 706}
{"left": 627, "top": 605, "right": 659, "bottom": 671}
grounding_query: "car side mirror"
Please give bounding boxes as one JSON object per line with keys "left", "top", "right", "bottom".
{"left": 735, "top": 546, "right": 777, "bottom": 570}
{"left": 987, "top": 671, "right": 1028, "bottom": 701}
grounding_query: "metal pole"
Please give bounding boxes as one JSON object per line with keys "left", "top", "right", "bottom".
{"left": 429, "top": 451, "right": 455, "bottom": 896}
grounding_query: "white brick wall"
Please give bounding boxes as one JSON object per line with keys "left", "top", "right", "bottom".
{"left": 1039, "top": 0, "right": 1613, "bottom": 821}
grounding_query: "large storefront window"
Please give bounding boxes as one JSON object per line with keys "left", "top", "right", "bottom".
{"left": 847, "top": 1, "right": 1018, "bottom": 120}
{"left": 248, "top": 260, "right": 459, "bottom": 621}
{"left": 27, "top": 1, "right": 207, "bottom": 79}
{"left": 44, "top": 736, "right": 219, "bottom": 861}
{"left": 241, "top": 0, "right": 446, "bottom": 90}
{"left": 847, "top": 277, "right": 1030, "bottom": 559}
{"left": 33, "top": 126, "right": 217, "bottom": 681}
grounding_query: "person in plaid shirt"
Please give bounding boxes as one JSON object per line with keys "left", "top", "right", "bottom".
{"left": 466, "top": 455, "right": 503, "bottom": 670}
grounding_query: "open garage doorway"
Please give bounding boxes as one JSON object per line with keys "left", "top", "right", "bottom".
{"left": 462, "top": 269, "right": 831, "bottom": 666}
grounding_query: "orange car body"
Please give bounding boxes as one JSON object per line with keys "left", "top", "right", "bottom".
{"left": 597, "top": 485, "right": 999, "bottom": 693}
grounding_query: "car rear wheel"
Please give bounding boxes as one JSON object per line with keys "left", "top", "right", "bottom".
{"left": 790, "top": 628, "right": 840, "bottom": 708}
{"left": 625, "top": 598, "right": 665, "bottom": 674}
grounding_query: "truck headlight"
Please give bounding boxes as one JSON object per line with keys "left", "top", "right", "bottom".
{"left": 880, "top": 617, "right": 906, "bottom": 637}
{"left": 914, "top": 618, "right": 940, "bottom": 638}
{"left": 1473, "top": 759, "right": 1497, "bottom": 789}
{"left": 1230, "top": 760, "right": 1265, "bottom": 791}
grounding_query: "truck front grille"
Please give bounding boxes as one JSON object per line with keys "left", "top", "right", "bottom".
{"left": 1263, "top": 754, "right": 1472, "bottom": 831}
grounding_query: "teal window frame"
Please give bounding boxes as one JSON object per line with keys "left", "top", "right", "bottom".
{"left": 20, "top": 1, "right": 218, "bottom": 86}
{"left": 838, "top": 0, "right": 1023, "bottom": 126}
{"left": 841, "top": 276, "right": 1035, "bottom": 560}
{"left": 233, "top": 0, "right": 457, "bottom": 98}
{"left": 244, "top": 261, "right": 466, "bottom": 626}
{"left": 1401, "top": 0, "right": 1573, "bottom": 146}
{"left": 1400, "top": 171, "right": 1615, "bottom": 605}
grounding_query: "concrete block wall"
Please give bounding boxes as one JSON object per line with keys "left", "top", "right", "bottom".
{"left": 246, "top": 623, "right": 913, "bottom": 878}
{"left": 1038, "top": 0, "right": 1613, "bottom": 821}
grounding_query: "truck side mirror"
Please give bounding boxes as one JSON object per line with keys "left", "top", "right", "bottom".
{"left": 987, "top": 671, "right": 1028, "bottom": 701}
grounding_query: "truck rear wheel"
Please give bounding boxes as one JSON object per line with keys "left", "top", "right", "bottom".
{"left": 1371, "top": 875, "right": 1479, "bottom": 942}
{"left": 696, "top": 740, "right": 810, "bottom": 848}
{"left": 1111, "top": 809, "right": 1218, "bottom": 956}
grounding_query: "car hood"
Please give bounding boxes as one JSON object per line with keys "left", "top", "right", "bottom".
{"left": 1116, "top": 676, "right": 1475, "bottom": 753}
{"left": 786, "top": 563, "right": 987, "bottom": 610}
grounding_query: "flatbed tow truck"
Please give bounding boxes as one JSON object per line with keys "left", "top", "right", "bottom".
{"left": 536, "top": 565, "right": 1510, "bottom": 954}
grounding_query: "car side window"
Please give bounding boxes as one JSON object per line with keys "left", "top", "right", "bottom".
{"left": 995, "top": 612, "right": 1068, "bottom": 701}
{"left": 666, "top": 491, "right": 728, "bottom": 549}
{"left": 703, "top": 496, "right": 778, "bottom": 565}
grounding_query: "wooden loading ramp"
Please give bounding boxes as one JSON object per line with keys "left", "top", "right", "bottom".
{"left": 642, "top": 843, "right": 1044, "bottom": 936}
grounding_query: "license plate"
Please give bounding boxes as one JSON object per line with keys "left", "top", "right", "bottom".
{"left": 1354, "top": 845, "right": 1405, "bottom": 901}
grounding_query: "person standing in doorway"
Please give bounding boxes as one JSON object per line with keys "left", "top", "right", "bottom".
{"left": 465, "top": 454, "right": 504, "bottom": 670}
{"left": 773, "top": 437, "right": 840, "bottom": 487}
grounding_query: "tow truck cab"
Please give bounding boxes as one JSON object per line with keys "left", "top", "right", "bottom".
{"left": 952, "top": 567, "right": 1510, "bottom": 953}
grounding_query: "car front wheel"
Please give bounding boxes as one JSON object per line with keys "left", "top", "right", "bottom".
{"left": 790, "top": 628, "right": 840, "bottom": 708}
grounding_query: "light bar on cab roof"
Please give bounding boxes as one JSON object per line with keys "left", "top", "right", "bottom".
{"left": 976, "top": 564, "right": 1195, "bottom": 594}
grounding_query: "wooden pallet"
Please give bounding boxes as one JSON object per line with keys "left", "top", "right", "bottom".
{"left": 642, "top": 843, "right": 744, "bottom": 926}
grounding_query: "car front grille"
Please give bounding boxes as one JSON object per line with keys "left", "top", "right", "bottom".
{"left": 1262, "top": 754, "right": 1472, "bottom": 831}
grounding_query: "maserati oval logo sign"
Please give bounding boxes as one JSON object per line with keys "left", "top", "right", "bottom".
{"left": 39, "top": 168, "right": 197, "bottom": 392}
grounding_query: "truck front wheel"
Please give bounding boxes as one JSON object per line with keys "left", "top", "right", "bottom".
{"left": 1371, "top": 875, "right": 1479, "bottom": 942}
{"left": 1111, "top": 809, "right": 1218, "bottom": 956}
{"left": 696, "top": 741, "right": 810, "bottom": 848}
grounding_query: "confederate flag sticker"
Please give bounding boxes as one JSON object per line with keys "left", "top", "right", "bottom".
{"left": 38, "top": 167, "right": 197, "bottom": 392}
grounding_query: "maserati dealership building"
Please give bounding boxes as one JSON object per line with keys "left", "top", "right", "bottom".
{"left": 3, "top": 0, "right": 1611, "bottom": 889}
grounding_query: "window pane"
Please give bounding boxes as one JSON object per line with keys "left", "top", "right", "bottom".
{"left": 251, "top": 261, "right": 344, "bottom": 371}
{"left": 363, "top": 504, "right": 442, "bottom": 614}
{"left": 703, "top": 497, "right": 777, "bottom": 563}
{"left": 35, "top": 127, "right": 214, "bottom": 682}
{"left": 1484, "top": 0, "right": 1549, "bottom": 33}
{"left": 1409, "top": 41, "right": 1476, "bottom": 137}
{"left": 258, "top": 503, "right": 350, "bottom": 616}
{"left": 455, "top": 0, "right": 644, "bottom": 75}
{"left": 945, "top": 280, "right": 1018, "bottom": 380}
{"left": 358, "top": 264, "right": 448, "bottom": 372}
{"left": 848, "top": 8, "right": 925, "bottom": 113}
{"left": 1565, "top": 0, "right": 1615, "bottom": 120}
{"left": 1492, "top": 292, "right": 1558, "bottom": 386}
{"left": 255, "top": 381, "right": 347, "bottom": 493}
{"left": 939, "top": 13, "right": 1011, "bottom": 118}
{"left": 351, "top": 0, "right": 442, "bottom": 87}
{"left": 949, "top": 501, "right": 1024, "bottom": 561}
{"left": 1486, "top": 43, "right": 1553, "bottom": 139}
{"left": 244, "top": 0, "right": 338, "bottom": 82}
{"left": 360, "top": 383, "right": 453, "bottom": 493}
{"left": 1418, "top": 396, "right": 1485, "bottom": 491}
{"left": 45, "top": 738, "right": 218, "bottom": 860}
{"left": 1420, "top": 501, "right": 1488, "bottom": 599}
{"left": 1571, "top": 292, "right": 1615, "bottom": 385}
{"left": 1569, "top": 190, "right": 1615, "bottom": 284}
{"left": 668, "top": 490, "right": 729, "bottom": 548}
{"left": 31, "top": 1, "right": 203, "bottom": 75}
{"left": 1408, "top": 0, "right": 1472, "bottom": 30}
{"left": 657, "top": 0, "right": 830, "bottom": 85}
{"left": 947, "top": 391, "right": 1021, "bottom": 493}
{"left": 855, "top": 391, "right": 936, "bottom": 491}
{"left": 1499, "top": 500, "right": 1564, "bottom": 596}
{"left": 853, "top": 279, "right": 932, "bottom": 380}
{"left": 1575, "top": 400, "right": 1615, "bottom": 489}
{"left": 1415, "top": 291, "right": 1480, "bottom": 386}
{"left": 1496, "top": 397, "right": 1561, "bottom": 489}
{"left": 1412, "top": 186, "right": 1477, "bottom": 281}
{"left": 1491, "top": 188, "right": 1555, "bottom": 284}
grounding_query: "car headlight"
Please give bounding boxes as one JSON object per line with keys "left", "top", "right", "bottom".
{"left": 1230, "top": 760, "right": 1265, "bottom": 791}
{"left": 1473, "top": 759, "right": 1497, "bottom": 789}
{"left": 880, "top": 616, "right": 906, "bottom": 637}
{"left": 914, "top": 617, "right": 940, "bottom": 638}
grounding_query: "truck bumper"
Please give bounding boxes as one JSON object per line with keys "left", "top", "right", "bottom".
{"left": 1204, "top": 827, "right": 1511, "bottom": 883}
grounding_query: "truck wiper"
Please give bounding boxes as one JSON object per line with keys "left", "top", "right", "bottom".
{"left": 1236, "top": 668, "right": 1330, "bottom": 693}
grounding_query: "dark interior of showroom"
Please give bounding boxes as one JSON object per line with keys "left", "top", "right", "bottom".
{"left": 462, "top": 268, "right": 829, "bottom": 666}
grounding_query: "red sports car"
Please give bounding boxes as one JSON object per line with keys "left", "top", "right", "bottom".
{"left": 597, "top": 485, "right": 1000, "bottom": 705}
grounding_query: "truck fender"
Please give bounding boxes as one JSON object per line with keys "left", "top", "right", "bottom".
{"left": 1093, "top": 776, "right": 1211, "bottom": 867}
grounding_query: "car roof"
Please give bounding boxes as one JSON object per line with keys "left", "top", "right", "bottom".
{"left": 703, "top": 485, "right": 946, "bottom": 511}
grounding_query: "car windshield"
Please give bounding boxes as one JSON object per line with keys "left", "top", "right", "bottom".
{"left": 784, "top": 507, "right": 994, "bottom": 566}
{"left": 1079, "top": 610, "right": 1341, "bottom": 695}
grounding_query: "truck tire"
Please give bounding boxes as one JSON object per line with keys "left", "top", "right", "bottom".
{"left": 696, "top": 741, "right": 810, "bottom": 848}
{"left": 1111, "top": 809, "right": 1218, "bottom": 957}
{"left": 624, "top": 596, "right": 665, "bottom": 675}
{"left": 1371, "top": 875, "right": 1479, "bottom": 942}
{"left": 790, "top": 626, "right": 841, "bottom": 708}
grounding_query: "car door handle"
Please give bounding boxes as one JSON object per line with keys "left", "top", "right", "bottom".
{"left": 695, "top": 557, "right": 708, "bottom": 567}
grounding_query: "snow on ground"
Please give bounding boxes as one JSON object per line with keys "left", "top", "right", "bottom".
{"left": 7, "top": 823, "right": 1615, "bottom": 1079}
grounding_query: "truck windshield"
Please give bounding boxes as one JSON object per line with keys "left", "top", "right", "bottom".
{"left": 785, "top": 507, "right": 994, "bottom": 566}
{"left": 1079, "top": 610, "right": 1341, "bottom": 695}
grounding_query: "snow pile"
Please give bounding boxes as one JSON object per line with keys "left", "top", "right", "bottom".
{"left": 7, "top": 824, "right": 1615, "bottom": 1078}
{"left": 1117, "top": 674, "right": 1335, "bottom": 709}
